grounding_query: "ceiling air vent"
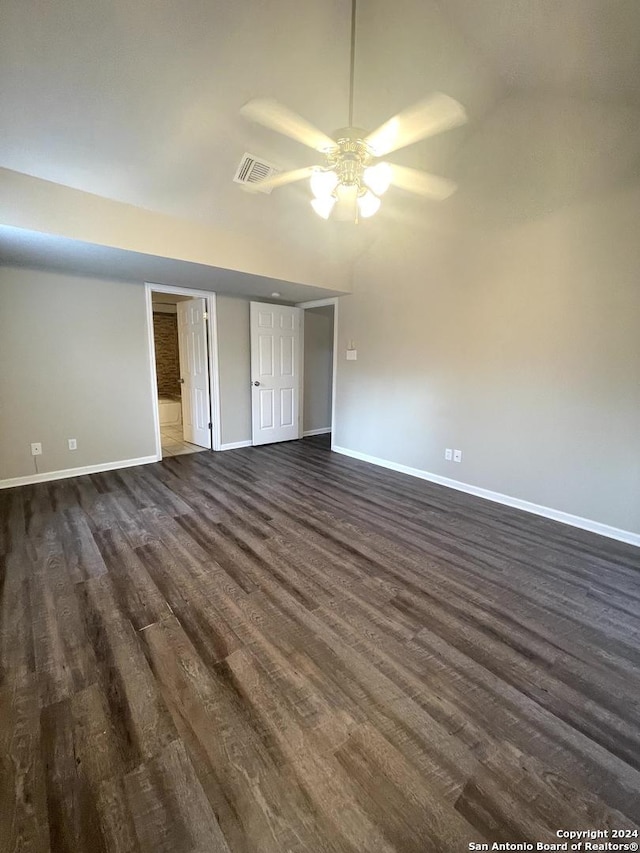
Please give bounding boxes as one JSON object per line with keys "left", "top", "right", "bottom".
{"left": 233, "top": 152, "right": 280, "bottom": 194}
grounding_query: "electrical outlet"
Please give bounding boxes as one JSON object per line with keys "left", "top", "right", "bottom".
{"left": 453, "top": 449, "right": 462, "bottom": 463}
{"left": 31, "top": 442, "right": 42, "bottom": 456}
{"left": 444, "top": 448, "right": 453, "bottom": 461}
{"left": 68, "top": 438, "right": 77, "bottom": 451}
{"left": 346, "top": 349, "right": 357, "bottom": 361}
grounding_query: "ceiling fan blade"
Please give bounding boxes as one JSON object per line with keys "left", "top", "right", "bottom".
{"left": 246, "top": 165, "right": 317, "bottom": 192}
{"left": 241, "top": 98, "right": 337, "bottom": 153}
{"left": 365, "top": 93, "right": 467, "bottom": 157}
{"left": 387, "top": 164, "right": 458, "bottom": 200}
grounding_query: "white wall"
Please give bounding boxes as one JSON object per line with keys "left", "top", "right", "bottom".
{"left": 303, "top": 306, "right": 334, "bottom": 433}
{"left": 335, "top": 182, "right": 640, "bottom": 536}
{"left": 0, "top": 266, "right": 156, "bottom": 479}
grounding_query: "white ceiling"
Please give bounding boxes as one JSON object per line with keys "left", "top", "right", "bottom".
{"left": 0, "top": 0, "right": 351, "bottom": 242}
{"left": 443, "top": 0, "right": 640, "bottom": 103}
{"left": 1, "top": 0, "right": 640, "bottom": 267}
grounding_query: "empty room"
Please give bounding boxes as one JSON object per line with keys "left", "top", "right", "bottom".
{"left": 0, "top": 1, "right": 639, "bottom": 852}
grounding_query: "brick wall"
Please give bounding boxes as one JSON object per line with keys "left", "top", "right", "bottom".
{"left": 153, "top": 312, "right": 180, "bottom": 396}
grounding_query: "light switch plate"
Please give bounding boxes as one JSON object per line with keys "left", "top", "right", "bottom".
{"left": 346, "top": 349, "right": 357, "bottom": 360}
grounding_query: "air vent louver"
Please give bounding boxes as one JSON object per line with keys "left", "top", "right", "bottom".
{"left": 233, "top": 152, "right": 280, "bottom": 194}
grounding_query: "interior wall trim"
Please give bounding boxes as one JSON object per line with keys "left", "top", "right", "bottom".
{"left": 220, "top": 440, "right": 253, "bottom": 451}
{"left": 0, "top": 455, "right": 160, "bottom": 490}
{"left": 332, "top": 445, "right": 640, "bottom": 548}
{"left": 303, "top": 428, "right": 332, "bottom": 437}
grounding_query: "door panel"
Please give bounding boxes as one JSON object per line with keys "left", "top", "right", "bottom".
{"left": 177, "top": 298, "right": 211, "bottom": 449}
{"left": 280, "top": 336, "right": 294, "bottom": 376}
{"left": 259, "top": 335, "right": 274, "bottom": 376}
{"left": 250, "top": 302, "right": 301, "bottom": 445}
{"left": 259, "top": 389, "right": 275, "bottom": 429}
{"left": 280, "top": 387, "right": 294, "bottom": 427}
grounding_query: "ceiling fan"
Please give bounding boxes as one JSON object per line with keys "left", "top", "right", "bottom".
{"left": 239, "top": 0, "right": 468, "bottom": 222}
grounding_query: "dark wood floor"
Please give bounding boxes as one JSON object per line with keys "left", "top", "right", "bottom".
{"left": 1, "top": 435, "right": 639, "bottom": 853}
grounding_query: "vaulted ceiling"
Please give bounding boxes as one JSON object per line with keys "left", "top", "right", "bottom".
{"left": 444, "top": 0, "right": 640, "bottom": 102}
{"left": 0, "top": 0, "right": 353, "bottom": 238}
{"left": 1, "top": 0, "right": 640, "bottom": 283}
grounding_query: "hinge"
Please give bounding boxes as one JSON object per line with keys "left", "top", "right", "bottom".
{"left": 203, "top": 311, "right": 209, "bottom": 320}
{"left": 208, "top": 422, "right": 212, "bottom": 429}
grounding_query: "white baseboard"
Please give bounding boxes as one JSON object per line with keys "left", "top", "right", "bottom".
{"left": 303, "top": 428, "right": 332, "bottom": 437}
{"left": 220, "top": 440, "right": 253, "bottom": 451}
{"left": 0, "top": 455, "right": 160, "bottom": 490}
{"left": 332, "top": 445, "right": 640, "bottom": 548}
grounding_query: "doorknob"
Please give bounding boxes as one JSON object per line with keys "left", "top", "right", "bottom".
{"left": 253, "top": 381, "right": 261, "bottom": 386}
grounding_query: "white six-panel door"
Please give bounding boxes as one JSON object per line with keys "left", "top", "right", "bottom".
{"left": 177, "top": 298, "right": 211, "bottom": 449}
{"left": 250, "top": 302, "right": 302, "bottom": 446}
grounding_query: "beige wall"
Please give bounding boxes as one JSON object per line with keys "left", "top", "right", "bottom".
{"left": 0, "top": 269, "right": 259, "bottom": 481}
{"left": 217, "top": 297, "right": 336, "bottom": 445}
{"left": 216, "top": 295, "right": 252, "bottom": 446}
{"left": 335, "top": 185, "right": 640, "bottom": 536}
{"left": 303, "top": 306, "right": 334, "bottom": 433}
{"left": 0, "top": 169, "right": 351, "bottom": 295}
{"left": 0, "top": 266, "right": 156, "bottom": 479}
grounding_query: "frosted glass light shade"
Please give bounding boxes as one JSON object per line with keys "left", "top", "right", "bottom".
{"left": 310, "top": 170, "right": 339, "bottom": 199}
{"left": 311, "top": 196, "right": 336, "bottom": 219}
{"left": 358, "top": 190, "right": 381, "bottom": 218}
{"left": 333, "top": 184, "right": 359, "bottom": 221}
{"left": 363, "top": 162, "right": 392, "bottom": 196}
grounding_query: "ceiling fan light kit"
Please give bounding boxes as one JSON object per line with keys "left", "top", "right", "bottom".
{"left": 239, "top": 0, "right": 467, "bottom": 222}
{"left": 310, "top": 196, "right": 335, "bottom": 219}
{"left": 364, "top": 162, "right": 393, "bottom": 196}
{"left": 310, "top": 168, "right": 339, "bottom": 199}
{"left": 307, "top": 127, "right": 388, "bottom": 220}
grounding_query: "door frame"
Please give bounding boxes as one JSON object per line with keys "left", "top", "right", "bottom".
{"left": 296, "top": 296, "right": 339, "bottom": 451}
{"left": 145, "top": 282, "right": 222, "bottom": 458}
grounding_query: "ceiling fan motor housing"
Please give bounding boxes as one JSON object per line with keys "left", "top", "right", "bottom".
{"left": 328, "top": 127, "right": 373, "bottom": 189}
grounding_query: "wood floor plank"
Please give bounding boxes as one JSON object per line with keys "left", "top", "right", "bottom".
{"left": 139, "top": 616, "right": 342, "bottom": 853}
{"left": 124, "top": 739, "right": 231, "bottom": 853}
{"left": 92, "top": 525, "right": 172, "bottom": 630}
{"left": 57, "top": 507, "right": 108, "bottom": 583}
{"left": 225, "top": 646, "right": 427, "bottom": 853}
{"left": 408, "top": 626, "right": 640, "bottom": 820}
{"left": 94, "top": 778, "right": 142, "bottom": 853}
{"left": 40, "top": 697, "right": 108, "bottom": 853}
{"left": 0, "top": 676, "right": 49, "bottom": 853}
{"left": 0, "top": 435, "right": 638, "bottom": 851}
{"left": 78, "top": 574, "right": 178, "bottom": 770}
{"left": 335, "top": 722, "right": 485, "bottom": 852}
{"left": 30, "top": 522, "right": 96, "bottom": 706}
{"left": 135, "top": 538, "right": 244, "bottom": 667}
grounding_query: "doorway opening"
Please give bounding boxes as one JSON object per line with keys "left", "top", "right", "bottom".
{"left": 146, "top": 284, "right": 221, "bottom": 460}
{"left": 300, "top": 298, "right": 338, "bottom": 448}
